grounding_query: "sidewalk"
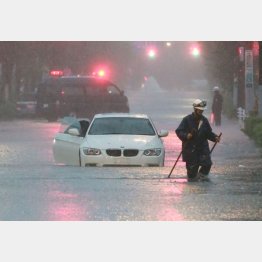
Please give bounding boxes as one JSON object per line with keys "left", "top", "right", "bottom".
{"left": 204, "top": 115, "right": 262, "bottom": 178}
{"left": 211, "top": 116, "right": 261, "bottom": 160}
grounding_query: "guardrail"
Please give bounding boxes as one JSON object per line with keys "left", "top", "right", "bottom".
{"left": 237, "top": 107, "right": 247, "bottom": 129}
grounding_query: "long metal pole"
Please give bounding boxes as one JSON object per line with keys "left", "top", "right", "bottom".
{"left": 167, "top": 132, "right": 222, "bottom": 179}
{"left": 167, "top": 150, "right": 182, "bottom": 178}
{"left": 210, "top": 132, "right": 222, "bottom": 153}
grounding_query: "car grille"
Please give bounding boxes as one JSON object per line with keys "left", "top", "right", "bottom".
{"left": 106, "top": 149, "right": 139, "bottom": 157}
{"left": 106, "top": 149, "right": 121, "bottom": 157}
{"left": 123, "top": 149, "right": 139, "bottom": 157}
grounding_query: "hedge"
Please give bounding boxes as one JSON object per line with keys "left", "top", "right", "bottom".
{"left": 244, "top": 116, "right": 262, "bottom": 147}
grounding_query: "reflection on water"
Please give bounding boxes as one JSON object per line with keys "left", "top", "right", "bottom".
{"left": 157, "top": 181, "right": 186, "bottom": 220}
{"left": 164, "top": 131, "right": 184, "bottom": 168}
{"left": 47, "top": 190, "right": 87, "bottom": 221}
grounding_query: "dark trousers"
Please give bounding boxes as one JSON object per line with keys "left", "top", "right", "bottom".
{"left": 214, "top": 112, "right": 221, "bottom": 126}
{"left": 186, "top": 163, "right": 212, "bottom": 178}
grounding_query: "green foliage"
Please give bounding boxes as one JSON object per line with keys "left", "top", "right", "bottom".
{"left": 253, "top": 124, "right": 262, "bottom": 146}
{"left": 244, "top": 117, "right": 262, "bottom": 136}
{"left": 0, "top": 102, "right": 17, "bottom": 120}
{"left": 244, "top": 117, "right": 262, "bottom": 146}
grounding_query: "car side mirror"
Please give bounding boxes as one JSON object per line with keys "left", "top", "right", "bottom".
{"left": 68, "top": 128, "right": 80, "bottom": 136}
{"left": 158, "top": 129, "right": 169, "bottom": 137}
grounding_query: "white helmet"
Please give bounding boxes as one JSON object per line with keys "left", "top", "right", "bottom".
{"left": 193, "top": 99, "right": 207, "bottom": 110}
{"left": 213, "top": 86, "right": 219, "bottom": 91}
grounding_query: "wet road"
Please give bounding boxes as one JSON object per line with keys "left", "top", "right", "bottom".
{"left": 0, "top": 86, "right": 262, "bottom": 220}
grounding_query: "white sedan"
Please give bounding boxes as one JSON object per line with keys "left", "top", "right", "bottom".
{"left": 53, "top": 113, "right": 169, "bottom": 167}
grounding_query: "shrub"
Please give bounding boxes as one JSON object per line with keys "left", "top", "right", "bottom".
{"left": 244, "top": 117, "right": 262, "bottom": 136}
{"left": 244, "top": 116, "right": 262, "bottom": 147}
{"left": 253, "top": 123, "right": 262, "bottom": 146}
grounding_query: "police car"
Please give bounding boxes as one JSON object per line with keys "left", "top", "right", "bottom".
{"left": 36, "top": 70, "right": 130, "bottom": 121}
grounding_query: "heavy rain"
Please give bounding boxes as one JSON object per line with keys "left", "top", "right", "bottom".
{"left": 0, "top": 41, "right": 262, "bottom": 221}
{"left": 1, "top": 4, "right": 262, "bottom": 260}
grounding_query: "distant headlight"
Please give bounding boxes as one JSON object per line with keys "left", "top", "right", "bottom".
{"left": 83, "top": 148, "right": 101, "bottom": 155}
{"left": 143, "top": 148, "right": 161, "bottom": 156}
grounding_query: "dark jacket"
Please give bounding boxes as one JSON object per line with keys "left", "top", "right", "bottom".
{"left": 212, "top": 92, "right": 223, "bottom": 114}
{"left": 175, "top": 113, "right": 217, "bottom": 165}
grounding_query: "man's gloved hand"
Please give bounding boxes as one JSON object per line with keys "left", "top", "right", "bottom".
{"left": 215, "top": 136, "right": 221, "bottom": 142}
{"left": 187, "top": 133, "right": 193, "bottom": 140}
{"left": 187, "top": 128, "right": 197, "bottom": 140}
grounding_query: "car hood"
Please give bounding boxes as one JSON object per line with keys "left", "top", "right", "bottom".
{"left": 82, "top": 135, "right": 162, "bottom": 149}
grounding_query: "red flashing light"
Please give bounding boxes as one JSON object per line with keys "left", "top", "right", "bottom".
{"left": 49, "top": 70, "right": 64, "bottom": 77}
{"left": 92, "top": 68, "right": 108, "bottom": 78}
{"left": 98, "top": 69, "right": 105, "bottom": 77}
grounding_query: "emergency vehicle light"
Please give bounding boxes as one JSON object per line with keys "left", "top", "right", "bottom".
{"left": 98, "top": 70, "right": 105, "bottom": 77}
{"left": 49, "top": 70, "right": 64, "bottom": 77}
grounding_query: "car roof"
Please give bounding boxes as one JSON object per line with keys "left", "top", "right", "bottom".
{"left": 41, "top": 75, "right": 115, "bottom": 86}
{"left": 60, "top": 75, "right": 97, "bottom": 80}
{"left": 93, "top": 113, "right": 149, "bottom": 119}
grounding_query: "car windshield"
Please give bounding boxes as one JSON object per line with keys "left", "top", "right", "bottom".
{"left": 18, "top": 92, "right": 36, "bottom": 101}
{"left": 88, "top": 117, "right": 156, "bottom": 135}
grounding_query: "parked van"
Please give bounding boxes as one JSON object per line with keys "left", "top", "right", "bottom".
{"left": 36, "top": 75, "right": 129, "bottom": 121}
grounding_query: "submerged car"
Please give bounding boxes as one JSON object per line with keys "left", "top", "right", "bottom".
{"left": 53, "top": 113, "right": 169, "bottom": 167}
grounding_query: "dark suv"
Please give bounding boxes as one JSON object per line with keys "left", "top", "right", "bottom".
{"left": 36, "top": 76, "right": 129, "bottom": 121}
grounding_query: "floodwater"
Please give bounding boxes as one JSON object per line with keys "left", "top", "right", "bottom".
{"left": 0, "top": 85, "right": 261, "bottom": 221}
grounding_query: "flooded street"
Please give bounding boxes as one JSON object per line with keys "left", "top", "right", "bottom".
{"left": 0, "top": 87, "right": 262, "bottom": 220}
{"left": 2, "top": 14, "right": 262, "bottom": 262}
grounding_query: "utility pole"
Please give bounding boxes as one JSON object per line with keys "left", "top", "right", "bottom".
{"left": 236, "top": 41, "right": 257, "bottom": 115}
{"left": 258, "top": 42, "right": 262, "bottom": 116}
{"left": 237, "top": 43, "right": 245, "bottom": 108}
{"left": 244, "top": 41, "right": 257, "bottom": 115}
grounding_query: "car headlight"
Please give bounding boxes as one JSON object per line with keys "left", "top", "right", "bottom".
{"left": 82, "top": 148, "right": 101, "bottom": 155}
{"left": 143, "top": 148, "right": 162, "bottom": 156}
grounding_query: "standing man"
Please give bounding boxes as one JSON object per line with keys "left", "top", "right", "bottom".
{"left": 176, "top": 99, "right": 220, "bottom": 182}
{"left": 212, "top": 86, "right": 223, "bottom": 126}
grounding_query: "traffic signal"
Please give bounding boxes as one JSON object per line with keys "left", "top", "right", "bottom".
{"left": 238, "top": 47, "right": 244, "bottom": 62}
{"left": 191, "top": 46, "right": 200, "bottom": 57}
{"left": 147, "top": 47, "right": 157, "bottom": 59}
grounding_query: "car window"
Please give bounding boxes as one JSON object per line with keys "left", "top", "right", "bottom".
{"left": 59, "top": 117, "right": 81, "bottom": 134}
{"left": 61, "top": 85, "right": 85, "bottom": 97}
{"left": 88, "top": 117, "right": 156, "bottom": 135}
{"left": 64, "top": 122, "right": 82, "bottom": 135}
{"left": 84, "top": 85, "right": 102, "bottom": 96}
{"left": 106, "top": 85, "right": 121, "bottom": 95}
{"left": 18, "top": 92, "right": 36, "bottom": 101}
{"left": 84, "top": 83, "right": 121, "bottom": 96}
{"left": 58, "top": 117, "right": 90, "bottom": 137}
{"left": 79, "top": 120, "right": 90, "bottom": 137}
